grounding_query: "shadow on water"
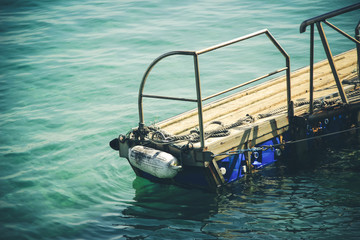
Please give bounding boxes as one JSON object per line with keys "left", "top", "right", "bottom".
{"left": 282, "top": 131, "right": 360, "bottom": 175}
{"left": 122, "top": 177, "right": 219, "bottom": 221}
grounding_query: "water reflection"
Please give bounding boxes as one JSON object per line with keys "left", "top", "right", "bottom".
{"left": 122, "top": 177, "right": 219, "bottom": 221}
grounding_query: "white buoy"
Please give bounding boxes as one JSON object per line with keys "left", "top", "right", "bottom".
{"left": 128, "top": 146, "right": 182, "bottom": 178}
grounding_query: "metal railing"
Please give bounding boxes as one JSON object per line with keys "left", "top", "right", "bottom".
{"left": 138, "top": 29, "right": 291, "bottom": 149}
{"left": 300, "top": 3, "right": 360, "bottom": 113}
{"left": 356, "top": 20, "right": 360, "bottom": 74}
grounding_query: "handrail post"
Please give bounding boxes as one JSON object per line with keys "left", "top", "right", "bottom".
{"left": 193, "top": 54, "right": 205, "bottom": 149}
{"left": 356, "top": 20, "right": 360, "bottom": 80}
{"left": 137, "top": 51, "right": 195, "bottom": 131}
{"left": 263, "top": 31, "right": 292, "bottom": 118}
{"left": 286, "top": 55, "right": 291, "bottom": 118}
{"left": 309, "top": 23, "right": 314, "bottom": 113}
{"left": 316, "top": 21, "right": 348, "bottom": 104}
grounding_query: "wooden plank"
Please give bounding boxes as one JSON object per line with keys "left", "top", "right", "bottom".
{"left": 204, "top": 113, "right": 289, "bottom": 156}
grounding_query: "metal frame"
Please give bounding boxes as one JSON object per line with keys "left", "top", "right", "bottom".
{"left": 138, "top": 29, "right": 291, "bottom": 149}
{"left": 300, "top": 3, "right": 360, "bottom": 113}
{"left": 356, "top": 20, "right": 360, "bottom": 76}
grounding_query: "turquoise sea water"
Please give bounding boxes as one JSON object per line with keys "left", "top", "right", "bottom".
{"left": 1, "top": 1, "right": 360, "bottom": 239}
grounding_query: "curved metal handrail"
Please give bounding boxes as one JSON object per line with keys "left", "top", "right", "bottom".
{"left": 138, "top": 50, "right": 196, "bottom": 127}
{"left": 138, "top": 29, "right": 291, "bottom": 149}
{"left": 356, "top": 20, "right": 360, "bottom": 75}
{"left": 300, "top": 3, "right": 360, "bottom": 33}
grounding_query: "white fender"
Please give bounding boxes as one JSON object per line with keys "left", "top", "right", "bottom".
{"left": 128, "top": 146, "right": 182, "bottom": 178}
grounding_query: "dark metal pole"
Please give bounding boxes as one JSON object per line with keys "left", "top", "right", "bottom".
{"left": 193, "top": 54, "right": 205, "bottom": 149}
{"left": 324, "top": 20, "right": 360, "bottom": 44}
{"left": 316, "top": 21, "right": 348, "bottom": 104}
{"left": 356, "top": 20, "right": 360, "bottom": 80}
{"left": 310, "top": 24, "right": 314, "bottom": 113}
{"left": 264, "top": 31, "right": 291, "bottom": 118}
{"left": 286, "top": 56, "right": 291, "bottom": 118}
{"left": 138, "top": 51, "right": 195, "bottom": 128}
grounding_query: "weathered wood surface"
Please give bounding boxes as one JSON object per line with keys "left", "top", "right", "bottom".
{"left": 157, "top": 49, "right": 359, "bottom": 155}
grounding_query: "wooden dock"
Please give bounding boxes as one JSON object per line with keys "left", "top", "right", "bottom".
{"left": 157, "top": 49, "right": 359, "bottom": 160}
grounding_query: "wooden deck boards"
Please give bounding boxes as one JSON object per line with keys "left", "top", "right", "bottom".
{"left": 157, "top": 49, "right": 358, "bottom": 155}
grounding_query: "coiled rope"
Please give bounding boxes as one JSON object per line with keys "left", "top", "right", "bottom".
{"left": 148, "top": 115, "right": 255, "bottom": 144}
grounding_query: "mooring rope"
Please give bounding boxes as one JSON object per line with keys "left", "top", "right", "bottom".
{"left": 147, "top": 115, "right": 254, "bottom": 144}
{"left": 213, "top": 125, "right": 360, "bottom": 157}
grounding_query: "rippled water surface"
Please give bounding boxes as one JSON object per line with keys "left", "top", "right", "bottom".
{"left": 1, "top": 0, "right": 360, "bottom": 239}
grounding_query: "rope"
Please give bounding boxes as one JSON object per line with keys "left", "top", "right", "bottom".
{"left": 258, "top": 87, "right": 360, "bottom": 120}
{"left": 282, "top": 125, "right": 360, "bottom": 145}
{"left": 147, "top": 115, "right": 254, "bottom": 144}
{"left": 213, "top": 125, "right": 360, "bottom": 157}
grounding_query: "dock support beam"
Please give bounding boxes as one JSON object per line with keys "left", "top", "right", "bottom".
{"left": 356, "top": 20, "right": 360, "bottom": 80}
{"left": 193, "top": 54, "right": 205, "bottom": 149}
{"left": 245, "top": 142, "right": 253, "bottom": 173}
